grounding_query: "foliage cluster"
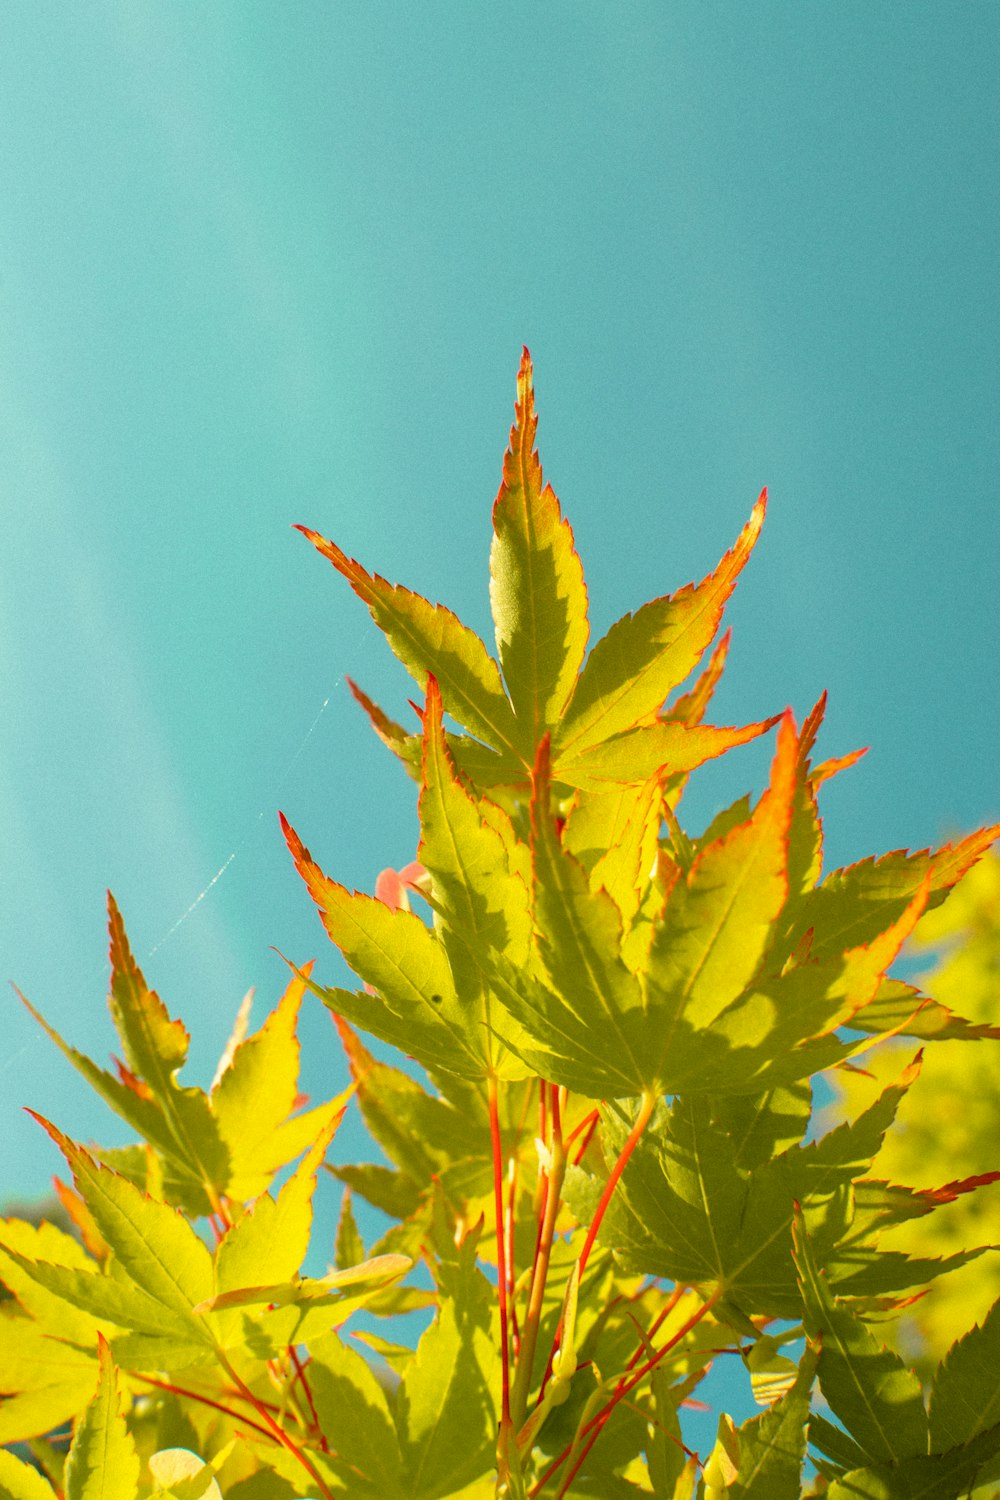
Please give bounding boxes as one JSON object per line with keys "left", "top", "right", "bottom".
{"left": 2, "top": 353, "right": 999, "bottom": 1499}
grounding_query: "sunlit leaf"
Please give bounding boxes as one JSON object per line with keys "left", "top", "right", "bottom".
{"left": 213, "top": 1095, "right": 346, "bottom": 1321}
{"left": 27, "top": 1114, "right": 213, "bottom": 1338}
{"left": 490, "top": 346, "right": 588, "bottom": 747}
{"left": 555, "top": 715, "right": 779, "bottom": 791}
{"left": 558, "top": 492, "right": 764, "bottom": 757}
{"left": 64, "top": 1337, "right": 140, "bottom": 1500}
{"left": 396, "top": 1237, "right": 501, "bottom": 1497}
{"left": 929, "top": 1295, "right": 1000, "bottom": 1449}
{"left": 794, "top": 1213, "right": 928, "bottom": 1464}
{"left": 104, "top": 896, "right": 229, "bottom": 1214}
{"left": 0, "top": 1449, "right": 57, "bottom": 1500}
{"left": 211, "top": 966, "right": 328, "bottom": 1199}
{"left": 308, "top": 1330, "right": 406, "bottom": 1495}
{"left": 297, "top": 524, "right": 520, "bottom": 759}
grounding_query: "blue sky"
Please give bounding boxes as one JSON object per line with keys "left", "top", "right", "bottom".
{"left": 2, "top": 4, "right": 997, "bottom": 1412}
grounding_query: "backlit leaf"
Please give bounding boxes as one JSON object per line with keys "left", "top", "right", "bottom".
{"left": 396, "top": 1237, "right": 500, "bottom": 1498}
{"left": 308, "top": 1330, "right": 406, "bottom": 1495}
{"left": 0, "top": 1232, "right": 206, "bottom": 1348}
{"left": 0, "top": 1217, "right": 106, "bottom": 1343}
{"left": 490, "top": 347, "right": 588, "bottom": 746}
{"left": 822, "top": 1431, "right": 1000, "bottom": 1500}
{"left": 525, "top": 736, "right": 647, "bottom": 1095}
{"left": 794, "top": 1213, "right": 928, "bottom": 1464}
{"left": 558, "top": 491, "right": 765, "bottom": 757}
{"left": 787, "top": 824, "right": 999, "bottom": 966}
{"left": 562, "top": 774, "right": 663, "bottom": 930}
{"left": 214, "top": 1096, "right": 345, "bottom": 1310}
{"left": 555, "top": 715, "right": 779, "bottom": 791}
{"left": 846, "top": 977, "right": 1000, "bottom": 1042}
{"left": 211, "top": 967, "right": 319, "bottom": 1199}
{"left": 929, "top": 1295, "right": 1000, "bottom": 1449}
{"left": 0, "top": 1310, "right": 97, "bottom": 1446}
{"left": 27, "top": 1114, "right": 213, "bottom": 1337}
{"left": 644, "top": 711, "right": 797, "bottom": 1033}
{"left": 297, "top": 525, "right": 520, "bottom": 759}
{"left": 284, "top": 813, "right": 530, "bottom": 1080}
{"left": 105, "top": 897, "right": 228, "bottom": 1214}
{"left": 64, "top": 1337, "right": 140, "bottom": 1500}
{"left": 0, "top": 1449, "right": 57, "bottom": 1499}
{"left": 418, "top": 674, "right": 534, "bottom": 1078}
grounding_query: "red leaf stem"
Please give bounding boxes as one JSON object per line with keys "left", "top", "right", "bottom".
{"left": 488, "top": 1072, "right": 513, "bottom": 1435}
{"left": 216, "top": 1349, "right": 336, "bottom": 1500}
{"left": 533, "top": 1287, "right": 720, "bottom": 1496}
{"left": 578, "top": 1092, "right": 655, "bottom": 1275}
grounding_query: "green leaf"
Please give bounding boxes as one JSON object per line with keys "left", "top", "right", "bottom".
{"left": 345, "top": 676, "right": 423, "bottom": 776}
{"left": 396, "top": 1236, "right": 501, "bottom": 1498}
{"left": 555, "top": 716, "right": 779, "bottom": 792}
{"left": 846, "top": 977, "right": 1000, "bottom": 1042}
{"left": 417, "top": 674, "right": 535, "bottom": 1078}
{"left": 283, "top": 814, "right": 521, "bottom": 1080}
{"left": 730, "top": 1345, "right": 816, "bottom": 1497}
{"left": 562, "top": 775, "right": 663, "bottom": 930}
{"left": 644, "top": 1367, "right": 687, "bottom": 1496}
{"left": 822, "top": 1426, "right": 1000, "bottom": 1500}
{"left": 13, "top": 988, "right": 199, "bottom": 1201}
{"left": 308, "top": 1331, "right": 406, "bottom": 1495}
{"left": 665, "top": 879, "right": 929, "bottom": 1097}
{"left": 28, "top": 1114, "right": 214, "bottom": 1338}
{"left": 0, "top": 1311, "right": 98, "bottom": 1445}
{"left": 211, "top": 967, "right": 331, "bottom": 1199}
{"left": 737, "top": 1063, "right": 922, "bottom": 1310}
{"left": 213, "top": 1096, "right": 344, "bottom": 1323}
{"left": 794, "top": 1213, "right": 928, "bottom": 1465}
{"left": 0, "top": 1237, "right": 199, "bottom": 1341}
{"left": 786, "top": 825, "right": 1000, "bottom": 967}
{"left": 489, "top": 347, "right": 588, "bottom": 748}
{"left": 333, "top": 1162, "right": 423, "bottom": 1221}
{"left": 64, "top": 1337, "right": 140, "bottom": 1500}
{"left": 711, "top": 1084, "right": 812, "bottom": 1172}
{"left": 644, "top": 711, "right": 797, "bottom": 1033}
{"left": 104, "top": 896, "right": 229, "bottom": 1214}
{"left": 335, "top": 1024, "right": 446, "bottom": 1179}
{"left": 558, "top": 491, "right": 765, "bottom": 758}
{"left": 0, "top": 1217, "right": 106, "bottom": 1343}
{"left": 335, "top": 1187, "right": 366, "bottom": 1271}
{"left": 525, "top": 736, "right": 648, "bottom": 1095}
{"left": 0, "top": 1449, "right": 58, "bottom": 1500}
{"left": 198, "top": 1253, "right": 412, "bottom": 1313}
{"left": 929, "top": 1295, "right": 1000, "bottom": 1449}
{"left": 595, "top": 1096, "right": 745, "bottom": 1288}
{"left": 596, "top": 1065, "right": 925, "bottom": 1321}
{"left": 297, "top": 524, "right": 521, "bottom": 760}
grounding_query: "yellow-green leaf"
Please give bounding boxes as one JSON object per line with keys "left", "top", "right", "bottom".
{"left": 298, "top": 525, "right": 520, "bottom": 759}
{"left": 0, "top": 1449, "right": 58, "bottom": 1500}
{"left": 104, "top": 897, "right": 229, "bottom": 1213}
{"left": 284, "top": 814, "right": 528, "bottom": 1080}
{"left": 64, "top": 1337, "right": 140, "bottom": 1500}
{"left": 489, "top": 347, "right": 588, "bottom": 748}
{"left": 556, "top": 715, "right": 779, "bottom": 791}
{"left": 558, "top": 491, "right": 765, "bottom": 757}
{"left": 28, "top": 1115, "right": 213, "bottom": 1337}
{"left": 214, "top": 1095, "right": 346, "bottom": 1306}
{"left": 645, "top": 711, "right": 798, "bottom": 1033}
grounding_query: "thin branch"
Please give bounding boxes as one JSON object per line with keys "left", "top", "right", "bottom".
{"left": 510, "top": 1084, "right": 566, "bottom": 1430}
{"left": 531, "top": 1287, "right": 720, "bottom": 1496}
{"left": 488, "top": 1072, "right": 513, "bottom": 1432}
{"left": 215, "top": 1347, "right": 336, "bottom": 1500}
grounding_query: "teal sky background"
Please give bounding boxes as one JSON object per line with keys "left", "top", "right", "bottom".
{"left": 2, "top": 2, "right": 998, "bottom": 1434}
